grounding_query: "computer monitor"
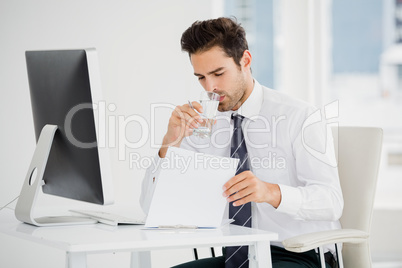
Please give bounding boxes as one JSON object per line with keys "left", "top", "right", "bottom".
{"left": 15, "top": 48, "right": 114, "bottom": 227}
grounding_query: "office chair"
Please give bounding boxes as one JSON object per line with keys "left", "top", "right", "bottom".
{"left": 282, "top": 126, "right": 383, "bottom": 268}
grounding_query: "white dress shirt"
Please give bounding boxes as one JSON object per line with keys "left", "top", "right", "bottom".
{"left": 140, "top": 80, "right": 343, "bottom": 250}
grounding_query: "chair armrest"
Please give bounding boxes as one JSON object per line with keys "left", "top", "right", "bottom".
{"left": 282, "top": 229, "right": 369, "bottom": 253}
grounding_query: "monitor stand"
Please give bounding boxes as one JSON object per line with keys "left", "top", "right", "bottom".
{"left": 15, "top": 124, "right": 97, "bottom": 227}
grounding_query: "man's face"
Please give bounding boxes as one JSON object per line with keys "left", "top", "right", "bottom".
{"left": 190, "top": 46, "right": 249, "bottom": 112}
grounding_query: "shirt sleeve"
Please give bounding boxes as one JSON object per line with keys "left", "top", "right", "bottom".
{"left": 139, "top": 153, "right": 163, "bottom": 215}
{"left": 275, "top": 112, "right": 344, "bottom": 222}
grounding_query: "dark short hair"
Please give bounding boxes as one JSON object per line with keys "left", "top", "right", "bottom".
{"left": 180, "top": 17, "right": 248, "bottom": 66}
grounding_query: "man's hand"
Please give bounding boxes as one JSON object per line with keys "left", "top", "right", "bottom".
{"left": 222, "top": 170, "right": 282, "bottom": 208}
{"left": 159, "top": 101, "right": 203, "bottom": 158}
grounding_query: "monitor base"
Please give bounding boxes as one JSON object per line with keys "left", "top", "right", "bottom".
{"left": 15, "top": 124, "right": 97, "bottom": 227}
{"left": 34, "top": 216, "right": 97, "bottom": 226}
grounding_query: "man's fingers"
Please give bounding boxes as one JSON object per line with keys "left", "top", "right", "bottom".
{"left": 226, "top": 185, "right": 253, "bottom": 202}
{"left": 222, "top": 171, "right": 250, "bottom": 192}
{"left": 222, "top": 171, "right": 268, "bottom": 205}
{"left": 172, "top": 105, "right": 203, "bottom": 129}
{"left": 223, "top": 179, "right": 247, "bottom": 198}
{"left": 232, "top": 193, "right": 254, "bottom": 207}
{"left": 184, "top": 102, "right": 203, "bottom": 120}
{"left": 189, "top": 101, "right": 203, "bottom": 114}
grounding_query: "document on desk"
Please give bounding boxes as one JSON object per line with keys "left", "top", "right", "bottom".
{"left": 145, "top": 147, "right": 239, "bottom": 229}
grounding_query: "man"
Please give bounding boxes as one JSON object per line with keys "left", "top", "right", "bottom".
{"left": 140, "top": 17, "right": 343, "bottom": 268}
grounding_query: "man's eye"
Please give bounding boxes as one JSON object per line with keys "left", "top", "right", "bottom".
{"left": 198, "top": 76, "right": 205, "bottom": 80}
{"left": 215, "top": 73, "right": 223, "bottom": 77}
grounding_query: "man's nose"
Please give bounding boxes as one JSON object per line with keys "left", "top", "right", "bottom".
{"left": 205, "top": 78, "right": 216, "bottom": 92}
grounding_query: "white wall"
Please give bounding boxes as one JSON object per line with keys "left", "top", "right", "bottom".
{"left": 0, "top": 0, "right": 222, "bottom": 267}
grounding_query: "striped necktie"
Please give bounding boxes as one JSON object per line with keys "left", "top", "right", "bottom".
{"left": 225, "top": 113, "right": 252, "bottom": 268}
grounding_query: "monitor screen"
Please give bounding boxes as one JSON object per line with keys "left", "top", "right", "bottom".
{"left": 15, "top": 48, "right": 114, "bottom": 226}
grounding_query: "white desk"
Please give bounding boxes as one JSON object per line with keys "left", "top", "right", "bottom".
{"left": 0, "top": 210, "right": 278, "bottom": 268}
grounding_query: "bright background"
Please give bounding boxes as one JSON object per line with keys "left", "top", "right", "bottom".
{"left": 1, "top": 0, "right": 401, "bottom": 267}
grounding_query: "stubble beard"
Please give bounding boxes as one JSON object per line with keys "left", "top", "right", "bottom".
{"left": 217, "top": 76, "right": 248, "bottom": 112}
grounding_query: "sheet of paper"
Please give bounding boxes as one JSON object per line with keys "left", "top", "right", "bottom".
{"left": 145, "top": 147, "right": 239, "bottom": 228}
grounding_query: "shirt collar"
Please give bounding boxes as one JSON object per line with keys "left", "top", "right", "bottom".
{"left": 233, "top": 79, "right": 263, "bottom": 121}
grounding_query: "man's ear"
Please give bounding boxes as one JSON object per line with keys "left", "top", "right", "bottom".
{"left": 241, "top": 50, "right": 252, "bottom": 69}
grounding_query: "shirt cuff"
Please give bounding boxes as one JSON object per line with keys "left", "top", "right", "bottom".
{"left": 276, "top": 184, "right": 302, "bottom": 218}
{"left": 139, "top": 153, "right": 164, "bottom": 214}
{"left": 151, "top": 153, "right": 163, "bottom": 182}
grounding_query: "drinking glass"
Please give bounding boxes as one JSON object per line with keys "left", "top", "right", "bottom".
{"left": 192, "top": 91, "right": 220, "bottom": 138}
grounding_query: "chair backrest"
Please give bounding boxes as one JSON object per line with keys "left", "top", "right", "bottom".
{"left": 332, "top": 126, "right": 383, "bottom": 267}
